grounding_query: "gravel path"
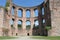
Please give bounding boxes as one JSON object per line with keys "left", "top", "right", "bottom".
{"left": 6, "top": 36, "right": 48, "bottom": 40}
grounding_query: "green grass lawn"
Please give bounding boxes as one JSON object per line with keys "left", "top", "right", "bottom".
{"left": 0, "top": 36, "right": 17, "bottom": 40}
{"left": 0, "top": 36, "right": 60, "bottom": 40}
{"left": 31, "top": 36, "right": 60, "bottom": 40}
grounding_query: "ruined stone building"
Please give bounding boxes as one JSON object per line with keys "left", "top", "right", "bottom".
{"left": 0, "top": 0, "right": 60, "bottom": 36}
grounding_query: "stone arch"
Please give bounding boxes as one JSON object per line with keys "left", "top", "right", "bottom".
{"left": 32, "top": 19, "right": 39, "bottom": 35}
{"left": 2, "top": 0, "right": 52, "bottom": 36}
{"left": 18, "top": 20, "right": 22, "bottom": 30}
{"left": 42, "top": 7, "right": 44, "bottom": 16}
{"left": 18, "top": 8, "right": 23, "bottom": 18}
{"left": 11, "top": 6, "right": 16, "bottom": 15}
{"left": 26, "top": 9, "right": 31, "bottom": 18}
{"left": 10, "top": 18, "right": 14, "bottom": 28}
{"left": 26, "top": 20, "right": 31, "bottom": 30}
{"left": 34, "top": 19, "right": 39, "bottom": 29}
{"left": 34, "top": 8, "right": 38, "bottom": 17}
{"left": 43, "top": 19, "right": 45, "bottom": 24}
{"left": 12, "top": 6, "right": 16, "bottom": 9}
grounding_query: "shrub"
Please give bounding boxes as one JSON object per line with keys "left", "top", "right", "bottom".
{"left": 5, "top": 7, "right": 8, "bottom": 12}
{"left": 45, "top": 26, "right": 51, "bottom": 31}
{"left": 5, "top": 2, "right": 10, "bottom": 12}
{"left": 5, "top": 2, "right": 10, "bottom": 7}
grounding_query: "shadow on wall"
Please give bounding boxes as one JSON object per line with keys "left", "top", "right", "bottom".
{"left": 32, "top": 0, "right": 51, "bottom": 36}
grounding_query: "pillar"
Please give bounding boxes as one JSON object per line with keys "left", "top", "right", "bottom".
{"left": 22, "top": 21, "right": 26, "bottom": 30}
{"left": 38, "top": 7, "right": 43, "bottom": 35}
{"left": 44, "top": 0, "right": 51, "bottom": 36}
{"left": 30, "top": 9, "right": 34, "bottom": 29}
{"left": 23, "top": 9, "right": 26, "bottom": 18}
{"left": 22, "top": 9, "right": 26, "bottom": 35}
{"left": 30, "top": 9, "right": 34, "bottom": 35}
{"left": 0, "top": 8, "right": 4, "bottom": 36}
{"left": 30, "top": 20, "right": 34, "bottom": 35}
{"left": 6, "top": 6, "right": 12, "bottom": 36}
{"left": 6, "top": 0, "right": 12, "bottom": 36}
{"left": 31, "top": 9, "right": 34, "bottom": 17}
{"left": 13, "top": 8, "right": 18, "bottom": 36}
{"left": 31, "top": 20, "right": 34, "bottom": 29}
{"left": 22, "top": 9, "right": 26, "bottom": 30}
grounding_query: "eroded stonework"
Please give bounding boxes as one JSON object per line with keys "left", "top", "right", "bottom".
{"left": 0, "top": 0, "right": 60, "bottom": 36}
{"left": 49, "top": 0, "right": 60, "bottom": 36}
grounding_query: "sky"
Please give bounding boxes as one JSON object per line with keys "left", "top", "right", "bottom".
{"left": 0, "top": 0, "right": 44, "bottom": 26}
{"left": 0, "top": 0, "right": 44, "bottom": 7}
{"left": 12, "top": 0, "right": 44, "bottom": 7}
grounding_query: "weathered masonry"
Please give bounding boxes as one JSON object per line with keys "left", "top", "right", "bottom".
{"left": 0, "top": 0, "right": 60, "bottom": 36}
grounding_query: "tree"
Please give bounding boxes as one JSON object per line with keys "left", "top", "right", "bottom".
{"left": 5, "top": 2, "right": 10, "bottom": 7}
{"left": 5, "top": 2, "right": 10, "bottom": 12}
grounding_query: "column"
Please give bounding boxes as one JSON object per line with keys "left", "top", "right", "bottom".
{"left": 22, "top": 20, "right": 26, "bottom": 30}
{"left": 14, "top": 19, "right": 18, "bottom": 36}
{"left": 30, "top": 9, "right": 34, "bottom": 17}
{"left": 43, "top": 3, "right": 48, "bottom": 36}
{"left": 44, "top": 1, "right": 51, "bottom": 36}
{"left": 22, "top": 9, "right": 26, "bottom": 35}
{"left": 30, "top": 9, "right": 34, "bottom": 35}
{"left": 7, "top": 7, "right": 12, "bottom": 36}
{"left": 30, "top": 19, "right": 34, "bottom": 35}
{"left": 13, "top": 8, "right": 18, "bottom": 36}
{"left": 30, "top": 9, "right": 34, "bottom": 29}
{"left": 38, "top": 7, "right": 43, "bottom": 35}
{"left": 23, "top": 9, "right": 26, "bottom": 17}
{"left": 0, "top": 8, "right": 4, "bottom": 36}
{"left": 22, "top": 9, "right": 26, "bottom": 30}
{"left": 31, "top": 20, "right": 34, "bottom": 29}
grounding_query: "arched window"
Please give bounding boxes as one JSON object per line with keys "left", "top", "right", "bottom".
{"left": 34, "top": 9, "right": 38, "bottom": 17}
{"left": 10, "top": 19, "right": 14, "bottom": 29}
{"left": 26, "top": 21, "right": 31, "bottom": 30}
{"left": 43, "top": 19, "right": 45, "bottom": 24}
{"left": 34, "top": 20, "right": 39, "bottom": 29}
{"left": 42, "top": 8, "right": 44, "bottom": 16}
{"left": 18, "top": 20, "right": 22, "bottom": 30}
{"left": 18, "top": 9, "right": 23, "bottom": 18}
{"left": 11, "top": 6, "right": 15, "bottom": 16}
{"left": 26, "top": 10, "right": 31, "bottom": 18}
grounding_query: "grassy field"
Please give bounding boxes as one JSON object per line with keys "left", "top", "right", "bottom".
{"left": 0, "top": 36, "right": 17, "bottom": 40}
{"left": 0, "top": 36, "right": 60, "bottom": 40}
{"left": 31, "top": 36, "right": 60, "bottom": 40}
